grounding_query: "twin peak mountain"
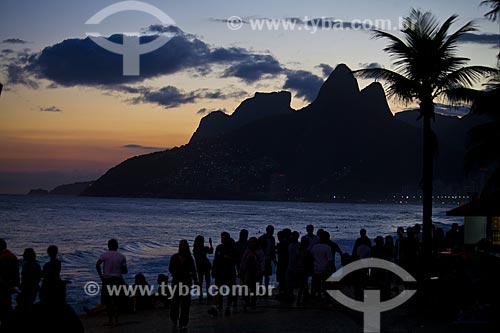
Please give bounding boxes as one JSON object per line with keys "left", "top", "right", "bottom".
{"left": 84, "top": 64, "right": 466, "bottom": 201}
{"left": 191, "top": 64, "right": 391, "bottom": 143}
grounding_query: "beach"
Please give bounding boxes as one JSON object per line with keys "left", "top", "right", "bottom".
{"left": 0, "top": 195, "right": 461, "bottom": 311}
{"left": 81, "top": 296, "right": 465, "bottom": 333}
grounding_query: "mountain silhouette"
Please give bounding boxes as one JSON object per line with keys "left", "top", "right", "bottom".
{"left": 83, "top": 64, "right": 476, "bottom": 201}
{"left": 190, "top": 91, "right": 294, "bottom": 143}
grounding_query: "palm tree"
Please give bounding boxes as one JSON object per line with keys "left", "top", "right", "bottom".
{"left": 447, "top": 71, "right": 500, "bottom": 200}
{"left": 481, "top": 0, "right": 500, "bottom": 21}
{"left": 447, "top": 0, "right": 500, "bottom": 197}
{"left": 354, "top": 9, "right": 497, "bottom": 262}
{"left": 481, "top": 0, "right": 500, "bottom": 62}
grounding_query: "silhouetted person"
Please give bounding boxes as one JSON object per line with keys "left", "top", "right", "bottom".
{"left": 394, "top": 227, "right": 405, "bottom": 264}
{"left": 370, "top": 236, "right": 386, "bottom": 289}
{"left": 17, "top": 248, "right": 41, "bottom": 310}
{"left": 310, "top": 231, "right": 334, "bottom": 297}
{"left": 209, "top": 232, "right": 237, "bottom": 316}
{"left": 258, "top": 225, "right": 276, "bottom": 290}
{"left": 301, "top": 225, "right": 319, "bottom": 251}
{"left": 35, "top": 272, "right": 83, "bottom": 332}
{"left": 296, "top": 237, "right": 313, "bottom": 305}
{"left": 301, "top": 225, "right": 318, "bottom": 295}
{"left": 239, "top": 237, "right": 265, "bottom": 308}
{"left": 352, "top": 228, "right": 372, "bottom": 257}
{"left": 0, "top": 239, "right": 19, "bottom": 322}
{"left": 40, "top": 245, "right": 67, "bottom": 304}
{"left": 371, "top": 236, "right": 385, "bottom": 259}
{"left": 169, "top": 239, "right": 197, "bottom": 330}
{"left": 324, "top": 231, "right": 342, "bottom": 271}
{"left": 413, "top": 224, "right": 422, "bottom": 243}
{"left": 132, "top": 273, "right": 153, "bottom": 312}
{"left": 286, "top": 231, "right": 300, "bottom": 299}
{"left": 235, "top": 229, "right": 249, "bottom": 268}
{"left": 383, "top": 235, "right": 395, "bottom": 262}
{"left": 400, "top": 227, "right": 419, "bottom": 276}
{"left": 193, "top": 235, "right": 213, "bottom": 300}
{"left": 43, "top": 245, "right": 61, "bottom": 281}
{"left": 382, "top": 236, "right": 396, "bottom": 299}
{"left": 96, "top": 239, "right": 128, "bottom": 327}
{"left": 276, "top": 229, "right": 291, "bottom": 296}
{"left": 4, "top": 267, "right": 83, "bottom": 333}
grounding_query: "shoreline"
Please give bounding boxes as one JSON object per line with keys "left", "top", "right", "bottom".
{"left": 2, "top": 193, "right": 465, "bottom": 207}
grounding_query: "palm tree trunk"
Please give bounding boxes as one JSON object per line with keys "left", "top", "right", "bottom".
{"left": 421, "top": 100, "right": 434, "bottom": 266}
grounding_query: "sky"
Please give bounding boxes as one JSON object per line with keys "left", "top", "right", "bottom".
{"left": 0, "top": 0, "right": 498, "bottom": 194}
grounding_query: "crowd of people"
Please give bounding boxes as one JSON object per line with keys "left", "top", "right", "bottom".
{"left": 0, "top": 239, "right": 83, "bottom": 332}
{"left": 0, "top": 222, "right": 464, "bottom": 331}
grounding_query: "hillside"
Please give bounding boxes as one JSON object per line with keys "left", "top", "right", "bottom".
{"left": 83, "top": 64, "right": 475, "bottom": 201}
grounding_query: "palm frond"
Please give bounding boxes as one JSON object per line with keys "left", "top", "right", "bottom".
{"left": 481, "top": 0, "right": 500, "bottom": 21}
{"left": 403, "top": 9, "right": 439, "bottom": 38}
{"left": 436, "top": 66, "right": 499, "bottom": 96}
{"left": 441, "top": 20, "right": 478, "bottom": 52}
{"left": 353, "top": 68, "right": 416, "bottom": 103}
{"left": 434, "top": 15, "right": 458, "bottom": 42}
{"left": 359, "top": 9, "right": 495, "bottom": 108}
{"left": 443, "top": 87, "right": 482, "bottom": 106}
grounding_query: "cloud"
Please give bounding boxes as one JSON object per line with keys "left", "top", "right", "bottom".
{"left": 6, "top": 64, "right": 39, "bottom": 89}
{"left": 123, "top": 144, "right": 167, "bottom": 150}
{"left": 130, "top": 86, "right": 196, "bottom": 108}
{"left": 26, "top": 35, "right": 210, "bottom": 86}
{"left": 17, "top": 34, "right": 284, "bottom": 87}
{"left": 434, "top": 103, "right": 470, "bottom": 117}
{"left": 129, "top": 86, "right": 247, "bottom": 108}
{"left": 403, "top": 103, "right": 470, "bottom": 117}
{"left": 223, "top": 54, "right": 283, "bottom": 83}
{"left": 145, "top": 24, "right": 185, "bottom": 35}
{"left": 458, "top": 33, "right": 500, "bottom": 46}
{"left": 317, "top": 63, "right": 333, "bottom": 77}
{"left": 358, "top": 62, "right": 384, "bottom": 69}
{"left": 197, "top": 107, "right": 227, "bottom": 115}
{"left": 283, "top": 70, "right": 324, "bottom": 102}
{"left": 2, "top": 38, "right": 28, "bottom": 44}
{"left": 195, "top": 89, "right": 247, "bottom": 100}
{"left": 39, "top": 106, "right": 62, "bottom": 112}
{"left": 209, "top": 18, "right": 250, "bottom": 24}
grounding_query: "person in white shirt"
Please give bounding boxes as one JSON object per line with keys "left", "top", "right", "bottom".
{"left": 96, "top": 239, "right": 127, "bottom": 327}
{"left": 310, "top": 231, "right": 334, "bottom": 297}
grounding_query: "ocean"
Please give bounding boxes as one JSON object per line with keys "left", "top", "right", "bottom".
{"left": 0, "top": 194, "right": 462, "bottom": 311}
